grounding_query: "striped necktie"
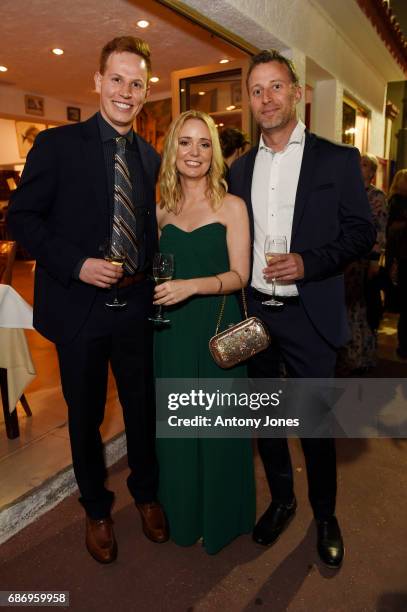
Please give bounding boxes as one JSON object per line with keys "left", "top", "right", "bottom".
{"left": 113, "top": 136, "right": 138, "bottom": 273}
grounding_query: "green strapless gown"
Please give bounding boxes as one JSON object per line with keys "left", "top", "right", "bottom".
{"left": 155, "top": 223, "right": 255, "bottom": 554}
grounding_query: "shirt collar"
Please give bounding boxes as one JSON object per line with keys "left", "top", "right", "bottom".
{"left": 97, "top": 111, "right": 134, "bottom": 144}
{"left": 258, "top": 119, "right": 305, "bottom": 153}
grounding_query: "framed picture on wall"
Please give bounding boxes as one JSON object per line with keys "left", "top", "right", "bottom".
{"left": 15, "top": 121, "right": 47, "bottom": 158}
{"left": 24, "top": 94, "right": 44, "bottom": 116}
{"left": 67, "top": 106, "right": 81, "bottom": 122}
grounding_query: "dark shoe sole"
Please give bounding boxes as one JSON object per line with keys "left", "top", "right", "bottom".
{"left": 252, "top": 509, "right": 296, "bottom": 547}
{"left": 86, "top": 541, "right": 118, "bottom": 564}
{"left": 141, "top": 525, "right": 169, "bottom": 544}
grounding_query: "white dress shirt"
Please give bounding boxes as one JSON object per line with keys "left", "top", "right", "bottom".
{"left": 251, "top": 119, "right": 306, "bottom": 296}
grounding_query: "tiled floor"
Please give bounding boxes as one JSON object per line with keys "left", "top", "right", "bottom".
{"left": 1, "top": 262, "right": 406, "bottom": 515}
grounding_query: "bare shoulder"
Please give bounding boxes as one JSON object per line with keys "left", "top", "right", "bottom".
{"left": 222, "top": 193, "right": 247, "bottom": 217}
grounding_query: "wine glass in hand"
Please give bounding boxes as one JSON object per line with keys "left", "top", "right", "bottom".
{"left": 149, "top": 253, "right": 174, "bottom": 324}
{"left": 104, "top": 242, "right": 127, "bottom": 308}
{"left": 263, "top": 235, "right": 287, "bottom": 307}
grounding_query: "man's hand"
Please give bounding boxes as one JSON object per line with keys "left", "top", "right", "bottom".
{"left": 154, "top": 279, "right": 196, "bottom": 306}
{"left": 263, "top": 253, "right": 304, "bottom": 281}
{"left": 79, "top": 258, "right": 124, "bottom": 288}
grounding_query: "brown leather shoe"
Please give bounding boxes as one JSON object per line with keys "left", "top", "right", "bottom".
{"left": 86, "top": 516, "right": 117, "bottom": 564}
{"left": 135, "top": 502, "right": 169, "bottom": 543}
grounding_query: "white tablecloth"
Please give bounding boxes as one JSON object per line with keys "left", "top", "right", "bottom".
{"left": 0, "top": 284, "right": 36, "bottom": 413}
{"left": 0, "top": 284, "right": 33, "bottom": 329}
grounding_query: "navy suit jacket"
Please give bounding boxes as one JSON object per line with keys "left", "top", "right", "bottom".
{"left": 228, "top": 131, "right": 376, "bottom": 348}
{"left": 8, "top": 114, "right": 160, "bottom": 345}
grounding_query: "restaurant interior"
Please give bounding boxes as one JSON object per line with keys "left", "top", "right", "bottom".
{"left": 0, "top": 0, "right": 406, "bottom": 546}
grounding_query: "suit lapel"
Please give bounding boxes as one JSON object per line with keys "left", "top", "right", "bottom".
{"left": 243, "top": 147, "right": 257, "bottom": 243}
{"left": 135, "top": 136, "right": 156, "bottom": 192}
{"left": 81, "top": 115, "right": 110, "bottom": 224}
{"left": 291, "top": 131, "right": 318, "bottom": 245}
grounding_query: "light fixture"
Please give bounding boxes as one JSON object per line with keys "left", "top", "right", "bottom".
{"left": 52, "top": 48, "right": 64, "bottom": 55}
{"left": 137, "top": 19, "right": 150, "bottom": 28}
{"left": 226, "top": 105, "right": 236, "bottom": 111}
{"left": 0, "top": 65, "right": 8, "bottom": 72}
{"left": 150, "top": 76, "right": 159, "bottom": 83}
{"left": 219, "top": 123, "right": 224, "bottom": 127}
{"left": 219, "top": 59, "right": 229, "bottom": 64}
{"left": 180, "top": 88, "right": 185, "bottom": 93}
{"left": 198, "top": 91, "right": 206, "bottom": 96}
{"left": 344, "top": 127, "right": 357, "bottom": 135}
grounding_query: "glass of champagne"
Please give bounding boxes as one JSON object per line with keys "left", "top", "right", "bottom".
{"left": 149, "top": 252, "right": 174, "bottom": 324}
{"left": 263, "top": 235, "right": 287, "bottom": 307}
{"left": 104, "top": 242, "right": 127, "bottom": 308}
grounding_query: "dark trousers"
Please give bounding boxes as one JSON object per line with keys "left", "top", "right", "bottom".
{"left": 248, "top": 291, "right": 337, "bottom": 520}
{"left": 365, "top": 272, "right": 383, "bottom": 332}
{"left": 56, "top": 281, "right": 158, "bottom": 519}
{"left": 397, "top": 259, "right": 407, "bottom": 353}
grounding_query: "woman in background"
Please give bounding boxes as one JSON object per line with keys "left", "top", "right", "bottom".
{"left": 337, "top": 153, "right": 387, "bottom": 374}
{"left": 387, "top": 169, "right": 407, "bottom": 358}
{"left": 219, "top": 127, "right": 249, "bottom": 182}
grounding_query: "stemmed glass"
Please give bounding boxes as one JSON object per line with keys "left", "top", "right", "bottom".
{"left": 103, "top": 242, "right": 127, "bottom": 308}
{"left": 149, "top": 253, "right": 174, "bottom": 324}
{"left": 263, "top": 235, "right": 287, "bottom": 307}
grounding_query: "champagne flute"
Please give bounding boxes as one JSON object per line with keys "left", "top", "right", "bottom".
{"left": 104, "top": 242, "right": 127, "bottom": 308}
{"left": 149, "top": 252, "right": 174, "bottom": 324}
{"left": 263, "top": 235, "right": 287, "bottom": 307}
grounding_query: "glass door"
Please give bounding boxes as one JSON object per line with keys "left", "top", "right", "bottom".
{"left": 171, "top": 60, "right": 252, "bottom": 141}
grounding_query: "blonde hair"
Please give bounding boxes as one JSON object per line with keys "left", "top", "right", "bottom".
{"left": 389, "top": 169, "right": 407, "bottom": 199}
{"left": 159, "top": 110, "right": 227, "bottom": 213}
{"left": 361, "top": 153, "right": 378, "bottom": 175}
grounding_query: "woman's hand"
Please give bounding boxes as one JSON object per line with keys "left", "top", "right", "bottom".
{"left": 153, "top": 279, "right": 197, "bottom": 306}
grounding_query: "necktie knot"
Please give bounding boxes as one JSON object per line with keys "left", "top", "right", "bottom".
{"left": 116, "top": 136, "right": 126, "bottom": 153}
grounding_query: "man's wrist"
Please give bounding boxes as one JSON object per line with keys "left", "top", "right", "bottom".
{"left": 73, "top": 257, "right": 88, "bottom": 279}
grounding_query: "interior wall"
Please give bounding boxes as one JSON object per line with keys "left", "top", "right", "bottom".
{"left": 0, "top": 85, "right": 97, "bottom": 166}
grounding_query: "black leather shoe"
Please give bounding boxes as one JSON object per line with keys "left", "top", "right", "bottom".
{"left": 316, "top": 516, "right": 344, "bottom": 569}
{"left": 252, "top": 498, "right": 297, "bottom": 546}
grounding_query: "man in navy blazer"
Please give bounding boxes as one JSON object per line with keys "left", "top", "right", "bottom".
{"left": 8, "top": 36, "right": 168, "bottom": 563}
{"left": 229, "top": 50, "right": 375, "bottom": 568}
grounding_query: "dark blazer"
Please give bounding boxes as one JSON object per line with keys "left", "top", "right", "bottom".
{"left": 229, "top": 131, "right": 376, "bottom": 348}
{"left": 8, "top": 114, "right": 160, "bottom": 345}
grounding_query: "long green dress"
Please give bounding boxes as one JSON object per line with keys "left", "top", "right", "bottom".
{"left": 155, "top": 222, "right": 255, "bottom": 555}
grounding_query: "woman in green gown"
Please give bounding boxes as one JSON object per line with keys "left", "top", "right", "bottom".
{"left": 154, "top": 110, "right": 255, "bottom": 554}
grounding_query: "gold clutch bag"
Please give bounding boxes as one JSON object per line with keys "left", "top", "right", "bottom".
{"left": 209, "top": 286, "right": 271, "bottom": 369}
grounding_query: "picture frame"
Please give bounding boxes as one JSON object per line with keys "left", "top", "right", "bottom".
{"left": 15, "top": 121, "right": 47, "bottom": 158}
{"left": 230, "top": 82, "right": 242, "bottom": 106}
{"left": 67, "top": 106, "right": 81, "bottom": 122}
{"left": 24, "top": 94, "right": 44, "bottom": 117}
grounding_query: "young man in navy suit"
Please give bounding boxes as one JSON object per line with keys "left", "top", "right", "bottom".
{"left": 229, "top": 50, "right": 376, "bottom": 568}
{"left": 8, "top": 37, "right": 168, "bottom": 563}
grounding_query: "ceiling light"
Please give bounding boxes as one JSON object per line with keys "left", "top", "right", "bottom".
{"left": 52, "top": 48, "right": 64, "bottom": 55}
{"left": 198, "top": 91, "right": 206, "bottom": 96}
{"left": 226, "top": 105, "right": 236, "bottom": 111}
{"left": 137, "top": 19, "right": 150, "bottom": 28}
{"left": 219, "top": 59, "right": 229, "bottom": 64}
{"left": 150, "top": 76, "right": 159, "bottom": 83}
{"left": 0, "top": 65, "right": 8, "bottom": 72}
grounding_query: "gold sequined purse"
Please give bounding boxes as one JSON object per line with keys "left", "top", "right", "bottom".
{"left": 209, "top": 287, "right": 271, "bottom": 369}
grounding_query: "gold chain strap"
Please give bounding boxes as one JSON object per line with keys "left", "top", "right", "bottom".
{"left": 214, "top": 269, "right": 248, "bottom": 334}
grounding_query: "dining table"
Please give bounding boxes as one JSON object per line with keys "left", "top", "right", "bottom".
{"left": 0, "top": 283, "right": 36, "bottom": 439}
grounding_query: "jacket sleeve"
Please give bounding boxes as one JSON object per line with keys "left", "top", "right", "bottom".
{"left": 300, "top": 147, "right": 376, "bottom": 282}
{"left": 7, "top": 131, "right": 85, "bottom": 287}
